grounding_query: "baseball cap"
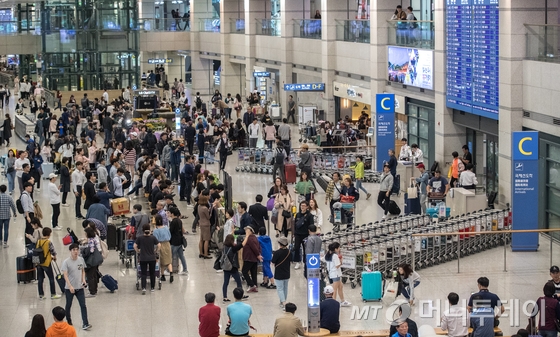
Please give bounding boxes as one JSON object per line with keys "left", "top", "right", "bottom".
{"left": 551, "top": 266, "right": 560, "bottom": 273}
{"left": 324, "top": 285, "right": 334, "bottom": 294}
{"left": 48, "top": 173, "right": 58, "bottom": 179}
{"left": 417, "top": 163, "right": 425, "bottom": 169}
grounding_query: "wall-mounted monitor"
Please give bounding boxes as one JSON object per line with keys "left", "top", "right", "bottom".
{"left": 387, "top": 46, "right": 433, "bottom": 90}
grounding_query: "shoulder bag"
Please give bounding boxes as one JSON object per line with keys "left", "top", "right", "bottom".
{"left": 85, "top": 246, "right": 104, "bottom": 267}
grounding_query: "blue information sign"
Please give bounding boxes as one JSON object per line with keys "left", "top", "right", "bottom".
{"left": 283, "top": 83, "right": 325, "bottom": 92}
{"left": 511, "top": 131, "right": 539, "bottom": 251}
{"left": 446, "top": 0, "right": 499, "bottom": 120}
{"left": 253, "top": 72, "right": 271, "bottom": 78}
{"left": 376, "top": 94, "right": 395, "bottom": 172}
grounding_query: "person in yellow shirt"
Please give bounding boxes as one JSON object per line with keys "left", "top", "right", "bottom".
{"left": 354, "top": 156, "right": 371, "bottom": 200}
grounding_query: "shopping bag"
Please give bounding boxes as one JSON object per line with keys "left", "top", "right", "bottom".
{"left": 407, "top": 186, "right": 418, "bottom": 199}
{"left": 256, "top": 138, "right": 265, "bottom": 149}
{"left": 382, "top": 280, "right": 399, "bottom": 302}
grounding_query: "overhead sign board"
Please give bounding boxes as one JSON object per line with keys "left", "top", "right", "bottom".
{"left": 333, "top": 81, "right": 371, "bottom": 105}
{"left": 283, "top": 83, "right": 325, "bottom": 92}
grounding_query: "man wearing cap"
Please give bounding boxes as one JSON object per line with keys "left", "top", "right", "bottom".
{"left": 414, "top": 163, "right": 430, "bottom": 214}
{"left": 48, "top": 173, "right": 62, "bottom": 231}
{"left": 320, "top": 285, "right": 340, "bottom": 333}
{"left": 550, "top": 266, "right": 560, "bottom": 299}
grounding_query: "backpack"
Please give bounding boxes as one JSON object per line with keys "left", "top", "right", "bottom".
{"left": 275, "top": 148, "right": 285, "bottom": 165}
{"left": 16, "top": 196, "right": 24, "bottom": 214}
{"left": 220, "top": 247, "right": 233, "bottom": 271}
{"left": 108, "top": 179, "right": 115, "bottom": 194}
{"left": 196, "top": 96, "right": 202, "bottom": 107}
{"left": 233, "top": 127, "right": 239, "bottom": 138}
{"left": 32, "top": 240, "right": 48, "bottom": 265}
{"left": 411, "top": 16, "right": 418, "bottom": 29}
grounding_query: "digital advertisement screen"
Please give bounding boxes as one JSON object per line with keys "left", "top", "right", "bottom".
{"left": 388, "top": 46, "right": 433, "bottom": 90}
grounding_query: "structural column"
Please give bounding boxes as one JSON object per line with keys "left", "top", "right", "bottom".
{"left": 244, "top": 0, "right": 266, "bottom": 98}
{"left": 190, "top": 0, "right": 215, "bottom": 102}
{"left": 220, "top": 0, "right": 244, "bottom": 97}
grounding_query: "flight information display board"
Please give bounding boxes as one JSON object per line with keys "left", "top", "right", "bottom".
{"left": 446, "top": 0, "right": 499, "bottom": 120}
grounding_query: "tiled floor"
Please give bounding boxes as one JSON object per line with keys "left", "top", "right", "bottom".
{"left": 0, "top": 102, "right": 557, "bottom": 336}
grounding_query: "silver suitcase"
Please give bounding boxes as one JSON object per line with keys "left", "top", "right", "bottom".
{"left": 42, "top": 163, "right": 54, "bottom": 179}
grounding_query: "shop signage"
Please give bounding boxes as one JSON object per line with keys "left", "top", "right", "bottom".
{"left": 134, "top": 90, "right": 159, "bottom": 96}
{"left": 253, "top": 72, "right": 271, "bottom": 77}
{"left": 511, "top": 131, "right": 539, "bottom": 251}
{"left": 148, "top": 58, "right": 173, "bottom": 64}
{"left": 376, "top": 94, "right": 395, "bottom": 171}
{"left": 333, "top": 81, "right": 371, "bottom": 105}
{"left": 306, "top": 254, "right": 321, "bottom": 333}
{"left": 283, "top": 83, "right": 325, "bottom": 92}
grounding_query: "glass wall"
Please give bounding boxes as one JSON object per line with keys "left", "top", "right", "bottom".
{"left": 540, "top": 135, "right": 560, "bottom": 240}
{"left": 406, "top": 100, "right": 434, "bottom": 166}
{"left": 41, "top": 0, "right": 139, "bottom": 90}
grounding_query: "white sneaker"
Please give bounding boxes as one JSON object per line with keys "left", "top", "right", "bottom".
{"left": 62, "top": 203, "right": 69, "bottom": 207}
{"left": 53, "top": 227, "right": 62, "bottom": 231}
{"left": 36, "top": 188, "right": 40, "bottom": 191}
{"left": 381, "top": 215, "right": 387, "bottom": 219}
{"left": 294, "top": 262, "right": 301, "bottom": 270}
{"left": 178, "top": 271, "right": 188, "bottom": 275}
{"left": 215, "top": 269, "right": 223, "bottom": 273}
{"left": 340, "top": 301, "right": 351, "bottom": 307}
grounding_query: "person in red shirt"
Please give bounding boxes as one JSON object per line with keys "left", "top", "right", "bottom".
{"left": 199, "top": 292, "right": 221, "bottom": 337}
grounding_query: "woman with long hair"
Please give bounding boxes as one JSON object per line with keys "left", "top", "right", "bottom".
{"left": 0, "top": 113, "right": 13, "bottom": 146}
{"left": 274, "top": 184, "right": 294, "bottom": 238}
{"left": 58, "top": 138, "right": 74, "bottom": 167}
{"left": 325, "top": 242, "right": 350, "bottom": 306}
{"left": 153, "top": 214, "right": 173, "bottom": 283}
{"left": 308, "top": 199, "right": 323, "bottom": 231}
{"left": 124, "top": 140, "right": 136, "bottom": 182}
{"left": 25, "top": 314, "right": 46, "bottom": 337}
{"left": 5, "top": 149, "right": 16, "bottom": 194}
{"left": 221, "top": 234, "right": 250, "bottom": 302}
{"left": 197, "top": 194, "right": 212, "bottom": 259}
{"left": 88, "top": 140, "right": 98, "bottom": 171}
{"left": 398, "top": 263, "right": 421, "bottom": 305}
{"left": 49, "top": 114, "right": 58, "bottom": 137}
{"left": 294, "top": 171, "right": 314, "bottom": 202}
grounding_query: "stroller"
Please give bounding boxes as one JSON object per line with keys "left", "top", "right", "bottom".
{"left": 135, "top": 253, "right": 162, "bottom": 291}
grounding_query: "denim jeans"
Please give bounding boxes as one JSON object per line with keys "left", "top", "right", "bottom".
{"left": 171, "top": 163, "right": 180, "bottom": 182}
{"left": 171, "top": 245, "right": 188, "bottom": 272}
{"left": 355, "top": 179, "right": 368, "bottom": 194}
{"left": 37, "top": 265, "right": 56, "bottom": 297}
{"left": 399, "top": 280, "right": 420, "bottom": 299}
{"left": 104, "top": 129, "right": 112, "bottom": 146}
{"left": 127, "top": 179, "right": 142, "bottom": 196}
{"left": 7, "top": 171, "right": 15, "bottom": 193}
{"left": 65, "top": 288, "right": 89, "bottom": 326}
{"left": 0, "top": 218, "right": 9, "bottom": 243}
{"left": 276, "top": 279, "right": 289, "bottom": 303}
{"left": 222, "top": 268, "right": 242, "bottom": 299}
{"left": 539, "top": 330, "right": 558, "bottom": 337}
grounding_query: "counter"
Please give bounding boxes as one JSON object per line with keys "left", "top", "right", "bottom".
{"left": 446, "top": 187, "right": 488, "bottom": 216}
{"left": 15, "top": 114, "right": 36, "bottom": 141}
{"left": 397, "top": 161, "right": 415, "bottom": 192}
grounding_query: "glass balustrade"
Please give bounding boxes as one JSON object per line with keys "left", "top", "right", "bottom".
{"left": 256, "top": 19, "right": 281, "bottom": 36}
{"left": 387, "top": 20, "right": 434, "bottom": 50}
{"left": 293, "top": 19, "right": 321, "bottom": 39}
{"left": 525, "top": 24, "right": 560, "bottom": 62}
{"left": 230, "top": 18, "right": 245, "bottom": 34}
{"left": 335, "top": 20, "right": 370, "bottom": 43}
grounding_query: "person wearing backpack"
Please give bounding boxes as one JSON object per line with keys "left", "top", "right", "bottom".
{"left": 36, "top": 227, "right": 62, "bottom": 300}
{"left": 221, "top": 234, "right": 250, "bottom": 302}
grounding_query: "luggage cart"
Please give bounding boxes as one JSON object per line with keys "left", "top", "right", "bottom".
{"left": 135, "top": 254, "right": 162, "bottom": 291}
{"left": 205, "top": 144, "right": 216, "bottom": 164}
{"left": 119, "top": 239, "right": 136, "bottom": 269}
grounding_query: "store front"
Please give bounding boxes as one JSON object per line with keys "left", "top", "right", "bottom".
{"left": 453, "top": 110, "right": 499, "bottom": 196}
{"left": 253, "top": 67, "right": 279, "bottom": 105}
{"left": 332, "top": 81, "right": 371, "bottom": 124}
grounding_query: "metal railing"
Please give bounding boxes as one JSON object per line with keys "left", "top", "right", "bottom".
{"left": 256, "top": 18, "right": 281, "bottom": 37}
{"left": 139, "top": 18, "right": 190, "bottom": 32}
{"left": 199, "top": 18, "right": 220, "bottom": 32}
{"left": 335, "top": 20, "right": 370, "bottom": 43}
{"left": 525, "top": 24, "right": 560, "bottom": 62}
{"left": 387, "top": 20, "right": 434, "bottom": 50}
{"left": 411, "top": 228, "right": 560, "bottom": 273}
{"left": 230, "top": 18, "right": 245, "bottom": 34}
{"left": 293, "top": 19, "right": 321, "bottom": 39}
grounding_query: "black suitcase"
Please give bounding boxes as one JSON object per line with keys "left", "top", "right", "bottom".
{"left": 404, "top": 193, "right": 421, "bottom": 215}
{"left": 316, "top": 175, "right": 329, "bottom": 192}
{"left": 107, "top": 224, "right": 118, "bottom": 250}
{"left": 391, "top": 174, "right": 400, "bottom": 195}
{"left": 52, "top": 261, "right": 66, "bottom": 293}
{"left": 388, "top": 200, "right": 401, "bottom": 215}
{"left": 17, "top": 256, "right": 36, "bottom": 284}
{"left": 117, "top": 226, "right": 127, "bottom": 252}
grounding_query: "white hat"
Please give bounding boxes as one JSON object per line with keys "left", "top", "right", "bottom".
{"left": 130, "top": 132, "right": 138, "bottom": 137}
{"left": 48, "top": 173, "right": 57, "bottom": 179}
{"left": 323, "top": 285, "right": 334, "bottom": 294}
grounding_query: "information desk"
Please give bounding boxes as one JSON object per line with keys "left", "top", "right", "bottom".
{"left": 397, "top": 162, "right": 415, "bottom": 193}
{"left": 446, "top": 187, "right": 488, "bottom": 216}
{"left": 15, "top": 114, "right": 35, "bottom": 141}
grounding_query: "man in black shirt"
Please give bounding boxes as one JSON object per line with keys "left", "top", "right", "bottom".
{"left": 320, "top": 285, "right": 340, "bottom": 333}
{"left": 462, "top": 145, "right": 473, "bottom": 165}
{"left": 549, "top": 265, "right": 560, "bottom": 299}
{"left": 134, "top": 224, "right": 160, "bottom": 294}
{"left": 467, "top": 277, "right": 504, "bottom": 326}
{"left": 248, "top": 194, "right": 269, "bottom": 231}
{"left": 184, "top": 121, "right": 196, "bottom": 155}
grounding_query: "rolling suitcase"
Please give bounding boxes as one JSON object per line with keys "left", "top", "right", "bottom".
{"left": 388, "top": 200, "right": 401, "bottom": 215}
{"left": 101, "top": 274, "right": 118, "bottom": 293}
{"left": 285, "top": 163, "right": 297, "bottom": 184}
{"left": 391, "top": 174, "right": 400, "bottom": 195}
{"left": 42, "top": 162, "right": 54, "bottom": 179}
{"left": 404, "top": 193, "right": 421, "bottom": 215}
{"left": 361, "top": 271, "right": 383, "bottom": 301}
{"left": 52, "top": 261, "right": 66, "bottom": 293}
{"left": 107, "top": 224, "right": 117, "bottom": 250}
{"left": 16, "top": 256, "right": 36, "bottom": 284}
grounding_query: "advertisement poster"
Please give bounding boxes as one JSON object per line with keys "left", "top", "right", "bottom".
{"left": 388, "top": 46, "right": 433, "bottom": 90}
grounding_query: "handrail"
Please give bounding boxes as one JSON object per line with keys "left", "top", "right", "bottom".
{"left": 410, "top": 228, "right": 560, "bottom": 273}
{"left": 524, "top": 23, "right": 560, "bottom": 28}
{"left": 387, "top": 19, "right": 435, "bottom": 24}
